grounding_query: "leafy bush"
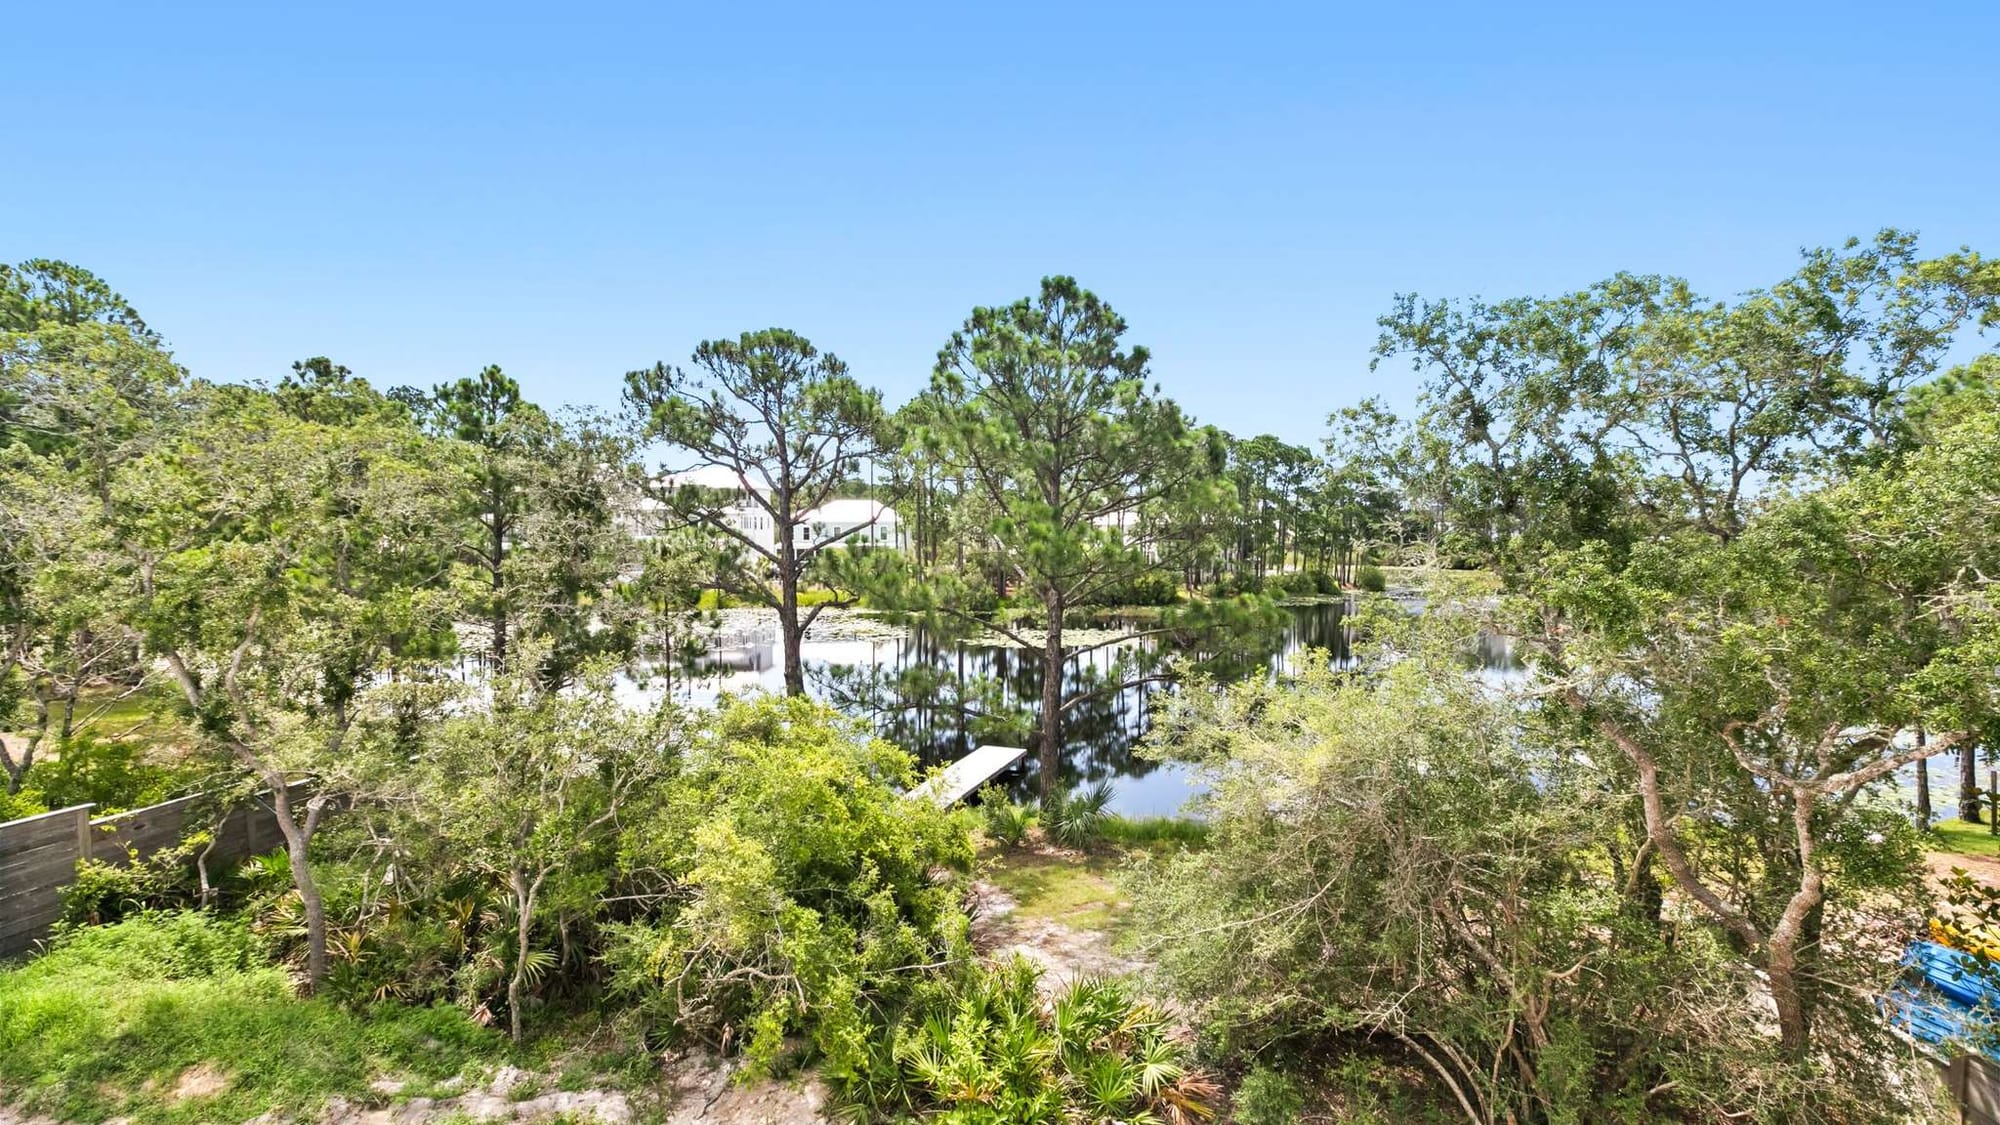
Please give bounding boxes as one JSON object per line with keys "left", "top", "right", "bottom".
{"left": 1354, "top": 563, "right": 1387, "bottom": 592}
{"left": 975, "top": 784, "right": 1034, "bottom": 848}
{"left": 603, "top": 694, "right": 975, "bottom": 1079}
{"left": 1233, "top": 1064, "right": 1307, "bottom": 1125}
{"left": 1040, "top": 780, "right": 1114, "bottom": 849}
{"left": 58, "top": 851, "right": 195, "bottom": 928}
{"left": 0, "top": 912, "right": 501, "bottom": 1123}
{"left": 1133, "top": 647, "right": 1898, "bottom": 1123}
{"left": 1203, "top": 572, "right": 1271, "bottom": 599}
{"left": 29, "top": 734, "right": 181, "bottom": 813}
{"left": 837, "top": 957, "right": 1218, "bottom": 1123}
{"left": 1267, "top": 570, "right": 1327, "bottom": 598}
{"left": 1091, "top": 570, "right": 1180, "bottom": 607}
{"left": 0, "top": 786, "right": 45, "bottom": 819}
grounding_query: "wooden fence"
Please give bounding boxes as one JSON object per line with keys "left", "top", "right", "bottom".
{"left": 1947, "top": 1053, "right": 2000, "bottom": 1125}
{"left": 0, "top": 780, "right": 309, "bottom": 959}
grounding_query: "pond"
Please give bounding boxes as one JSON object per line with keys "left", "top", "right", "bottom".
{"left": 624, "top": 597, "right": 1520, "bottom": 818}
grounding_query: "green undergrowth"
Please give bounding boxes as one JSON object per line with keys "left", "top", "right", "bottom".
{"left": 0, "top": 912, "right": 506, "bottom": 1123}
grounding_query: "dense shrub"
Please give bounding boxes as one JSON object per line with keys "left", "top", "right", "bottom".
{"left": 1209, "top": 572, "right": 1264, "bottom": 598}
{"left": 974, "top": 784, "right": 1034, "bottom": 847}
{"left": 0, "top": 786, "right": 44, "bottom": 819}
{"left": 29, "top": 734, "right": 182, "bottom": 813}
{"left": 1232, "top": 1065, "right": 1307, "bottom": 1125}
{"left": 603, "top": 694, "right": 974, "bottom": 1078}
{"left": 58, "top": 850, "right": 198, "bottom": 928}
{"left": 836, "top": 958, "right": 1218, "bottom": 1123}
{"left": 0, "top": 733, "right": 191, "bottom": 822}
{"left": 1354, "top": 563, "right": 1387, "bottom": 592}
{"left": 1088, "top": 570, "right": 1180, "bottom": 607}
{"left": 1132, "top": 645, "right": 1920, "bottom": 1123}
{"left": 1267, "top": 570, "right": 1332, "bottom": 598}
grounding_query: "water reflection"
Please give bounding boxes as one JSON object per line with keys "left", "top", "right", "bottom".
{"left": 622, "top": 600, "right": 1520, "bottom": 817}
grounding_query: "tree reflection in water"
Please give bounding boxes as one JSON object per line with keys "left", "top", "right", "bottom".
{"left": 647, "top": 600, "right": 1517, "bottom": 817}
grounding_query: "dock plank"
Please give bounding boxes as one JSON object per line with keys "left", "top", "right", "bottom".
{"left": 911, "top": 745, "right": 1029, "bottom": 808}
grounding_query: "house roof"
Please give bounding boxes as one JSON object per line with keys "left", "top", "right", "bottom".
{"left": 805, "top": 498, "right": 898, "bottom": 525}
{"left": 660, "top": 465, "right": 767, "bottom": 492}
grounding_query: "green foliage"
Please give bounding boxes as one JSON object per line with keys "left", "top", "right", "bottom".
{"left": 0, "top": 912, "right": 502, "bottom": 1123}
{"left": 1090, "top": 569, "right": 1182, "bottom": 607}
{"left": 1040, "top": 780, "right": 1114, "bottom": 849}
{"left": 0, "top": 258, "right": 152, "bottom": 336}
{"left": 1094, "top": 814, "right": 1208, "bottom": 850}
{"left": 58, "top": 850, "right": 197, "bottom": 928}
{"left": 1353, "top": 563, "right": 1386, "bottom": 592}
{"left": 26, "top": 733, "right": 180, "bottom": 813}
{"left": 0, "top": 785, "right": 46, "bottom": 819}
{"left": 604, "top": 694, "right": 974, "bottom": 1079}
{"left": 837, "top": 957, "right": 1218, "bottom": 1124}
{"left": 1134, "top": 628, "right": 1923, "bottom": 1122}
{"left": 974, "top": 784, "right": 1034, "bottom": 848}
{"left": 1232, "top": 1065, "right": 1307, "bottom": 1125}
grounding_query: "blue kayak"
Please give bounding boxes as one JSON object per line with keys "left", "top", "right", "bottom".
{"left": 1885, "top": 941, "right": 2000, "bottom": 1059}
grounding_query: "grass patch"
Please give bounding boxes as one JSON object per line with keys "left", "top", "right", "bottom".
{"left": 1928, "top": 817, "right": 2000, "bottom": 857}
{"left": 1096, "top": 814, "right": 1209, "bottom": 848}
{"left": 983, "top": 847, "right": 1132, "bottom": 934}
{"left": 3, "top": 682, "right": 190, "bottom": 757}
{"left": 0, "top": 912, "right": 505, "bottom": 1123}
{"left": 982, "top": 825, "right": 1204, "bottom": 938}
{"left": 694, "top": 586, "right": 856, "bottom": 611}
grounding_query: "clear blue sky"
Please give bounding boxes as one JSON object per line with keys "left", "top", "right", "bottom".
{"left": 6, "top": 1, "right": 1996, "bottom": 445}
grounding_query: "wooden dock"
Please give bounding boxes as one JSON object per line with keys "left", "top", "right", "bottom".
{"left": 911, "top": 744, "right": 1029, "bottom": 807}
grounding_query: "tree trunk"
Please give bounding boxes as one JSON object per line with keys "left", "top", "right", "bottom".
{"left": 1, "top": 697, "right": 51, "bottom": 794}
{"left": 1038, "top": 595, "right": 1065, "bottom": 801}
{"left": 490, "top": 515, "right": 508, "bottom": 668}
{"left": 269, "top": 781, "right": 329, "bottom": 990}
{"left": 779, "top": 572, "right": 805, "bottom": 697}
{"left": 1915, "top": 727, "right": 1931, "bottom": 825}
{"left": 507, "top": 869, "right": 534, "bottom": 1043}
{"left": 1767, "top": 937, "right": 1809, "bottom": 1059}
{"left": 1964, "top": 745, "right": 1983, "bottom": 824}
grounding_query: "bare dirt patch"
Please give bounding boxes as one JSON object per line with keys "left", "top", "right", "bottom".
{"left": 1926, "top": 847, "right": 2000, "bottom": 890}
{"left": 305, "top": 1053, "right": 825, "bottom": 1125}
{"left": 170, "top": 1061, "right": 230, "bottom": 1101}
{"left": 970, "top": 878, "right": 1147, "bottom": 988}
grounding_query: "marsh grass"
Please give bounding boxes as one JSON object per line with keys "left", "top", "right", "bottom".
{"left": 1096, "top": 814, "right": 1209, "bottom": 848}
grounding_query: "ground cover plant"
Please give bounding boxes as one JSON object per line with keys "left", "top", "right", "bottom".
{"left": 0, "top": 912, "right": 503, "bottom": 1123}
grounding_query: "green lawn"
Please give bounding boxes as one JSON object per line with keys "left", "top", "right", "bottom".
{"left": 6, "top": 682, "right": 189, "bottom": 751}
{"left": 1928, "top": 817, "right": 2000, "bottom": 858}
{"left": 0, "top": 913, "right": 506, "bottom": 1124}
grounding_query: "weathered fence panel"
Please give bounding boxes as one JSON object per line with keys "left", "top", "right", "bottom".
{"left": 0, "top": 782, "right": 308, "bottom": 960}
{"left": 1948, "top": 1053, "right": 2000, "bottom": 1125}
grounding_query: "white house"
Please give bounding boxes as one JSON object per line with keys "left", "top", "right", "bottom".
{"left": 799, "top": 498, "right": 904, "bottom": 551}
{"left": 629, "top": 467, "right": 903, "bottom": 555}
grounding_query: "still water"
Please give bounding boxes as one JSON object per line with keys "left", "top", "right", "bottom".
{"left": 623, "top": 600, "right": 1518, "bottom": 818}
